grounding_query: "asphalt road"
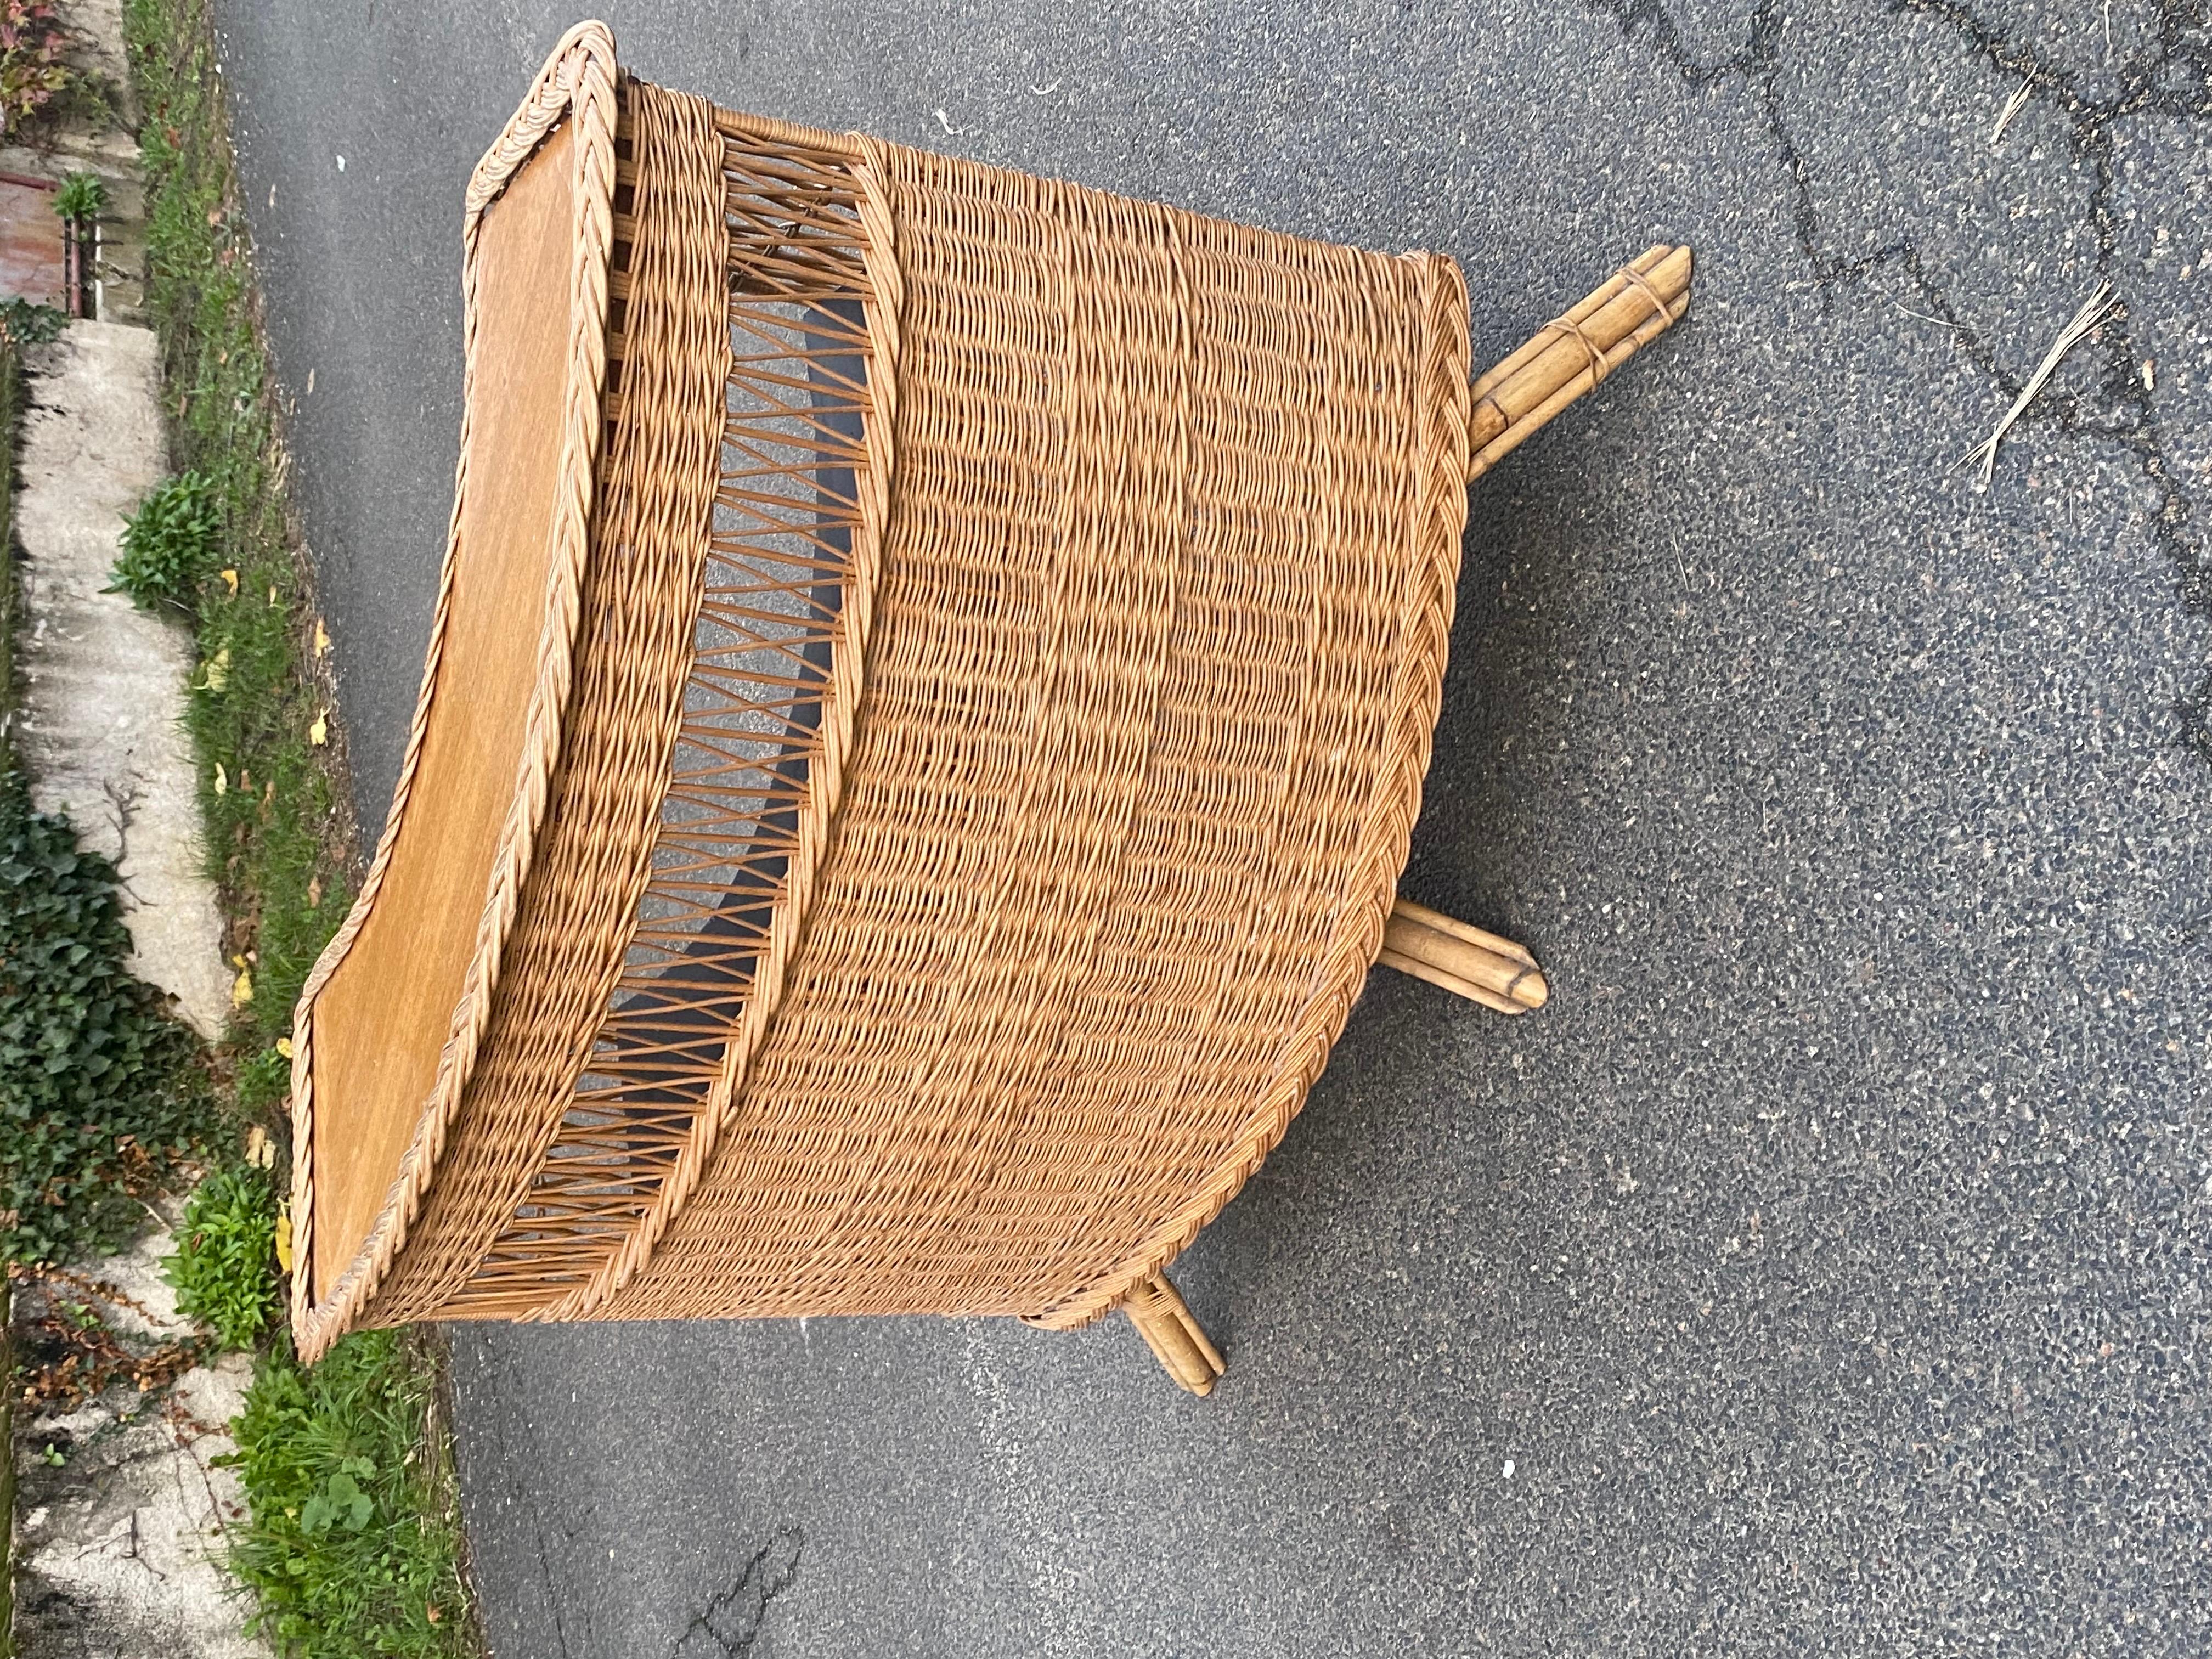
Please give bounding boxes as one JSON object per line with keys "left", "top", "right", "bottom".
{"left": 211, "top": 2, "right": 2212, "bottom": 1653}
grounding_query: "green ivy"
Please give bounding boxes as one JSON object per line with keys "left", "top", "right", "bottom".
{"left": 110, "top": 469, "right": 222, "bottom": 613}
{"left": 0, "top": 296, "right": 64, "bottom": 348}
{"left": 0, "top": 764, "right": 210, "bottom": 1266}
{"left": 162, "top": 1164, "right": 281, "bottom": 1348}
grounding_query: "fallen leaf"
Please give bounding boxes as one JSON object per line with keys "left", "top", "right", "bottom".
{"left": 244, "top": 1124, "right": 272, "bottom": 1167}
{"left": 219, "top": 567, "right": 239, "bottom": 595}
{"left": 313, "top": 616, "right": 330, "bottom": 656}
{"left": 231, "top": 967, "right": 255, "bottom": 1008}
{"left": 274, "top": 1208, "right": 294, "bottom": 1274}
{"left": 426, "top": 1606, "right": 442, "bottom": 1626}
{"left": 268, "top": 584, "right": 279, "bottom": 606}
{"left": 201, "top": 646, "right": 230, "bottom": 692}
{"left": 212, "top": 762, "right": 228, "bottom": 796}
{"left": 308, "top": 711, "right": 329, "bottom": 746}
{"left": 307, "top": 874, "right": 324, "bottom": 907}
{"left": 276, "top": 1036, "right": 295, "bottom": 1059}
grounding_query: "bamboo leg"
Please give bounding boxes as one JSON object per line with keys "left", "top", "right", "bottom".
{"left": 1122, "top": 1270, "right": 1226, "bottom": 1396}
{"left": 1466, "top": 244, "right": 1693, "bottom": 484}
{"left": 1378, "top": 897, "right": 1549, "bottom": 1015}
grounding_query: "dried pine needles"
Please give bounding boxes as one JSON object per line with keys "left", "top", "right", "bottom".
{"left": 1962, "top": 281, "right": 2119, "bottom": 487}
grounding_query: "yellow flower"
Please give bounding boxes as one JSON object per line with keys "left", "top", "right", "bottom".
{"left": 275, "top": 1036, "right": 295, "bottom": 1059}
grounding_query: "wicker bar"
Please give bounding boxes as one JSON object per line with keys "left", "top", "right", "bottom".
{"left": 289, "top": 21, "right": 1691, "bottom": 1392}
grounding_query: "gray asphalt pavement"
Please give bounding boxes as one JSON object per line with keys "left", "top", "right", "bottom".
{"left": 211, "top": 2, "right": 2212, "bottom": 1653}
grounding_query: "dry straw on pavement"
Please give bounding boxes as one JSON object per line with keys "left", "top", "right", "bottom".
{"left": 289, "top": 21, "right": 1692, "bottom": 1392}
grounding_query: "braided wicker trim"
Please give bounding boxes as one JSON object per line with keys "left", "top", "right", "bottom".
{"left": 287, "top": 19, "right": 618, "bottom": 1363}
{"left": 1028, "top": 251, "right": 1473, "bottom": 1330}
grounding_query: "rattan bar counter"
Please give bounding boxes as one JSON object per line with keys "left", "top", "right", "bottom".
{"left": 289, "top": 21, "right": 1691, "bottom": 1393}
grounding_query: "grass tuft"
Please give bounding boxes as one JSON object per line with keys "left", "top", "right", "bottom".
{"left": 110, "top": 466, "right": 220, "bottom": 610}
{"left": 222, "top": 1331, "right": 473, "bottom": 1659}
{"left": 162, "top": 1163, "right": 282, "bottom": 1350}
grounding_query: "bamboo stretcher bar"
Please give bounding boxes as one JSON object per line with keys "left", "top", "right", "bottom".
{"left": 1465, "top": 244, "right": 1692, "bottom": 483}
{"left": 1378, "top": 898, "right": 1550, "bottom": 1015}
{"left": 1121, "top": 1272, "right": 1227, "bottom": 1397}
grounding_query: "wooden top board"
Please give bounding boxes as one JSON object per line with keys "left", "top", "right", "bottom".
{"left": 308, "top": 120, "right": 579, "bottom": 1300}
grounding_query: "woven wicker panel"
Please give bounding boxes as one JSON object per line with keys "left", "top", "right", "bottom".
{"left": 440, "top": 118, "right": 883, "bottom": 1320}
{"left": 590, "top": 132, "right": 1474, "bottom": 1325}
{"left": 291, "top": 21, "right": 1482, "bottom": 1359}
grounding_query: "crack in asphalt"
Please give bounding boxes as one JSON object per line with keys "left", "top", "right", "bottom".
{"left": 1583, "top": 2, "right": 1967, "bottom": 328}
{"left": 675, "top": 1527, "right": 805, "bottom": 1658}
{"left": 1901, "top": 0, "right": 2212, "bottom": 753}
{"left": 529, "top": 1505, "right": 579, "bottom": 1659}
{"left": 1590, "top": 0, "right": 2212, "bottom": 758}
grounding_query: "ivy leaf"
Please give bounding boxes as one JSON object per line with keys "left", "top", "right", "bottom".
{"left": 324, "top": 1469, "right": 373, "bottom": 1531}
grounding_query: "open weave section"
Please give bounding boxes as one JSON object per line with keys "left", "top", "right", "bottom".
{"left": 434, "top": 108, "right": 886, "bottom": 1319}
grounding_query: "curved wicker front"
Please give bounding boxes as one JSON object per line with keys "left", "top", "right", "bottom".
{"left": 602, "top": 129, "right": 1474, "bottom": 1330}
{"left": 292, "top": 25, "right": 1474, "bottom": 1357}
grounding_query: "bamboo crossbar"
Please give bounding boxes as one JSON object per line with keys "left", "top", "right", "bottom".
{"left": 1466, "top": 244, "right": 1692, "bottom": 483}
{"left": 1378, "top": 897, "right": 1549, "bottom": 1015}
